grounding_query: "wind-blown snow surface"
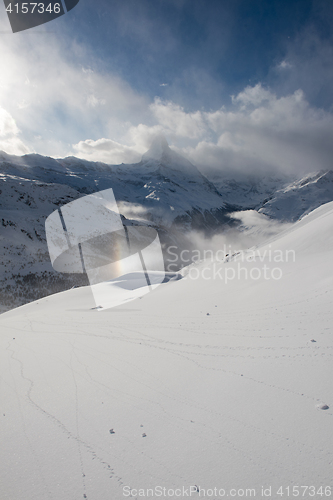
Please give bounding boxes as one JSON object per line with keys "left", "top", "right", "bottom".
{"left": 1, "top": 203, "right": 333, "bottom": 500}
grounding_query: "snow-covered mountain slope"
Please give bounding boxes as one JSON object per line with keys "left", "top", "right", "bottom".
{"left": 125, "top": 136, "right": 227, "bottom": 228}
{"left": 259, "top": 170, "right": 333, "bottom": 221}
{"left": 205, "top": 171, "right": 290, "bottom": 209}
{"left": 0, "top": 139, "right": 228, "bottom": 313}
{"left": 0, "top": 174, "right": 88, "bottom": 313}
{"left": 0, "top": 137, "right": 227, "bottom": 230}
{"left": 1, "top": 202, "right": 333, "bottom": 499}
{"left": 206, "top": 168, "right": 333, "bottom": 222}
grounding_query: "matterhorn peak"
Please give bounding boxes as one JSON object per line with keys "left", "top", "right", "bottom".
{"left": 141, "top": 134, "right": 199, "bottom": 177}
{"left": 142, "top": 135, "right": 171, "bottom": 162}
{"left": 141, "top": 134, "right": 203, "bottom": 181}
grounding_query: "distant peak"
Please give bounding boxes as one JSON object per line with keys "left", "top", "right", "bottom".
{"left": 142, "top": 135, "right": 170, "bottom": 162}
{"left": 140, "top": 134, "right": 201, "bottom": 176}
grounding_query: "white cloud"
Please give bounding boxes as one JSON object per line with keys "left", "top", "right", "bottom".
{"left": 277, "top": 60, "right": 292, "bottom": 70}
{"left": 187, "top": 210, "right": 292, "bottom": 256}
{"left": 0, "top": 107, "right": 19, "bottom": 137}
{"left": 150, "top": 98, "right": 206, "bottom": 139}
{"left": 73, "top": 124, "right": 172, "bottom": 164}
{"left": 73, "top": 138, "right": 141, "bottom": 164}
{"left": 117, "top": 201, "right": 149, "bottom": 220}
{"left": 0, "top": 20, "right": 149, "bottom": 158}
{"left": 231, "top": 83, "right": 273, "bottom": 108}
{"left": 203, "top": 87, "right": 333, "bottom": 173}
{"left": 0, "top": 106, "right": 31, "bottom": 155}
{"left": 74, "top": 85, "right": 333, "bottom": 174}
{"left": 126, "top": 123, "right": 166, "bottom": 150}
{"left": 129, "top": 85, "right": 333, "bottom": 175}
{"left": 86, "top": 94, "right": 106, "bottom": 108}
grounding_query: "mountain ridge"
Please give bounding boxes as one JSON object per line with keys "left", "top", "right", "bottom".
{"left": 1, "top": 138, "right": 333, "bottom": 312}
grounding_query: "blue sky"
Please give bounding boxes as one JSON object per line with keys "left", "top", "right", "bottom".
{"left": 1, "top": 0, "right": 333, "bottom": 174}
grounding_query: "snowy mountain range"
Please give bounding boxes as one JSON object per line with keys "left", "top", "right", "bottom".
{"left": 1, "top": 136, "right": 333, "bottom": 312}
